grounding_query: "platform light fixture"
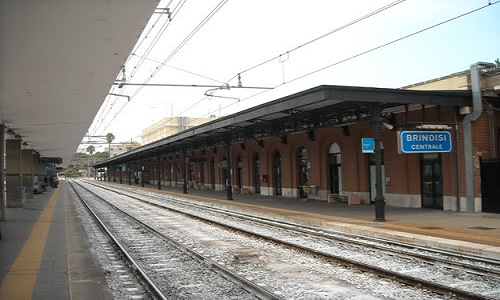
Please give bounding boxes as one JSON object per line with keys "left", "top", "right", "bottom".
{"left": 416, "top": 124, "right": 452, "bottom": 130}
{"left": 382, "top": 122, "right": 394, "bottom": 130}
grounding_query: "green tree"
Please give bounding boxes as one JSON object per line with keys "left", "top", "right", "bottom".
{"left": 106, "top": 133, "right": 115, "bottom": 158}
{"left": 74, "top": 152, "right": 89, "bottom": 158}
{"left": 94, "top": 151, "right": 109, "bottom": 159}
{"left": 86, "top": 145, "right": 95, "bottom": 155}
{"left": 495, "top": 58, "right": 500, "bottom": 69}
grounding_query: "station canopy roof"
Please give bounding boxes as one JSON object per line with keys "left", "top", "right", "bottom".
{"left": 0, "top": 0, "right": 159, "bottom": 167}
{"left": 94, "top": 84, "right": 473, "bottom": 167}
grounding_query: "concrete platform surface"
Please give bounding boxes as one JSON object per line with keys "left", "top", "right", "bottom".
{"left": 0, "top": 181, "right": 111, "bottom": 300}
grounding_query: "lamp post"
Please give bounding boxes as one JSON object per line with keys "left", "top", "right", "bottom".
{"left": 226, "top": 142, "right": 233, "bottom": 200}
{"left": 183, "top": 154, "right": 188, "bottom": 194}
{"left": 372, "top": 105, "right": 386, "bottom": 222}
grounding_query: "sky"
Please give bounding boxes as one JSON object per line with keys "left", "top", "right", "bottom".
{"left": 83, "top": 0, "right": 500, "bottom": 152}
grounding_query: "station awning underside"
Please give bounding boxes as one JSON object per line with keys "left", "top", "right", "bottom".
{"left": 94, "top": 85, "right": 472, "bottom": 167}
{"left": 1, "top": 0, "right": 159, "bottom": 167}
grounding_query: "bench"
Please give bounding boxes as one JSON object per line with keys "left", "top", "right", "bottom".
{"left": 328, "top": 194, "right": 361, "bottom": 205}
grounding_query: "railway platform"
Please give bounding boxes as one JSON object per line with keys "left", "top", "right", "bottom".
{"left": 130, "top": 181, "right": 500, "bottom": 260}
{"left": 0, "top": 180, "right": 111, "bottom": 299}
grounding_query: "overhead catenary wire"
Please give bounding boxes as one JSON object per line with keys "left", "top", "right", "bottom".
{"left": 94, "top": 1, "right": 498, "bottom": 143}
{"left": 98, "top": 0, "right": 231, "bottom": 134}
{"left": 124, "top": 0, "right": 174, "bottom": 68}
{"left": 124, "top": 0, "right": 413, "bottom": 138}
{"left": 129, "top": 53, "right": 226, "bottom": 84}
{"left": 128, "top": 0, "right": 230, "bottom": 100}
{"left": 90, "top": 0, "right": 186, "bottom": 136}
{"left": 224, "top": 0, "right": 407, "bottom": 85}
{"left": 160, "top": 0, "right": 500, "bottom": 138}
{"left": 97, "top": 0, "right": 406, "bottom": 138}
{"left": 129, "top": 0, "right": 187, "bottom": 80}
{"left": 152, "top": 0, "right": 411, "bottom": 128}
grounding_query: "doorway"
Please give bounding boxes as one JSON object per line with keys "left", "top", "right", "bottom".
{"left": 329, "top": 143, "right": 342, "bottom": 194}
{"left": 209, "top": 157, "right": 215, "bottom": 189}
{"left": 236, "top": 154, "right": 242, "bottom": 189}
{"left": 420, "top": 153, "right": 443, "bottom": 209}
{"left": 254, "top": 153, "right": 261, "bottom": 194}
{"left": 273, "top": 151, "right": 282, "bottom": 196}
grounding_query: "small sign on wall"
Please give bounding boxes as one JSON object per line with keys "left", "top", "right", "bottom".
{"left": 361, "top": 138, "right": 374, "bottom": 153}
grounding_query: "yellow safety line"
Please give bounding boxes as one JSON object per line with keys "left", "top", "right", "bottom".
{"left": 0, "top": 189, "right": 60, "bottom": 300}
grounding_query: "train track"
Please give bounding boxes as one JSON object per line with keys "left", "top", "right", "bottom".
{"left": 68, "top": 180, "right": 283, "bottom": 300}
{"left": 77, "top": 179, "right": 500, "bottom": 299}
{"left": 71, "top": 179, "right": 440, "bottom": 299}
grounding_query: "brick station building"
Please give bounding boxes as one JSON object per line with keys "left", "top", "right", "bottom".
{"left": 95, "top": 63, "right": 500, "bottom": 214}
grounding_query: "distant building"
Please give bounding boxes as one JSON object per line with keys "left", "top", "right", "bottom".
{"left": 141, "top": 116, "right": 216, "bottom": 145}
{"left": 109, "top": 142, "right": 141, "bottom": 157}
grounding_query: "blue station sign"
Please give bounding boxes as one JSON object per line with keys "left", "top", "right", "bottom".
{"left": 361, "top": 138, "right": 374, "bottom": 153}
{"left": 398, "top": 131, "right": 452, "bottom": 153}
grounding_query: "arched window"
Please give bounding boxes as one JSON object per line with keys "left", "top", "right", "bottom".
{"left": 329, "top": 143, "right": 342, "bottom": 194}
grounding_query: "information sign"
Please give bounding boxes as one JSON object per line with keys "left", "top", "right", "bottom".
{"left": 361, "top": 138, "right": 374, "bottom": 153}
{"left": 398, "top": 131, "right": 452, "bottom": 153}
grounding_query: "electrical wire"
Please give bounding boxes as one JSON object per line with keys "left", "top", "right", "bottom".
{"left": 89, "top": 0, "right": 187, "bottom": 137}
{"left": 129, "top": 0, "right": 187, "bottom": 80}
{"left": 140, "top": 0, "right": 412, "bottom": 136}
{"left": 99, "top": 0, "right": 230, "bottom": 133}
{"left": 224, "top": 0, "right": 407, "bottom": 85}
{"left": 171, "top": 0, "right": 500, "bottom": 134}
{"left": 130, "top": 53, "right": 226, "bottom": 84}
{"left": 103, "top": 0, "right": 407, "bottom": 139}
{"left": 129, "top": 0, "right": 230, "bottom": 99}
{"left": 158, "top": 0, "right": 410, "bottom": 125}
{"left": 123, "top": 0, "right": 174, "bottom": 67}
{"left": 95, "top": 0, "right": 499, "bottom": 143}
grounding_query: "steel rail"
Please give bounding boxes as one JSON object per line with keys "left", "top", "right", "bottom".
{"left": 85, "top": 179, "right": 500, "bottom": 270}
{"left": 71, "top": 179, "right": 285, "bottom": 300}
{"left": 67, "top": 180, "right": 168, "bottom": 300}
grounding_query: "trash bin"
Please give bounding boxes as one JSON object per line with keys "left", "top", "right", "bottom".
{"left": 307, "top": 185, "right": 318, "bottom": 196}
{"left": 21, "top": 186, "right": 27, "bottom": 200}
